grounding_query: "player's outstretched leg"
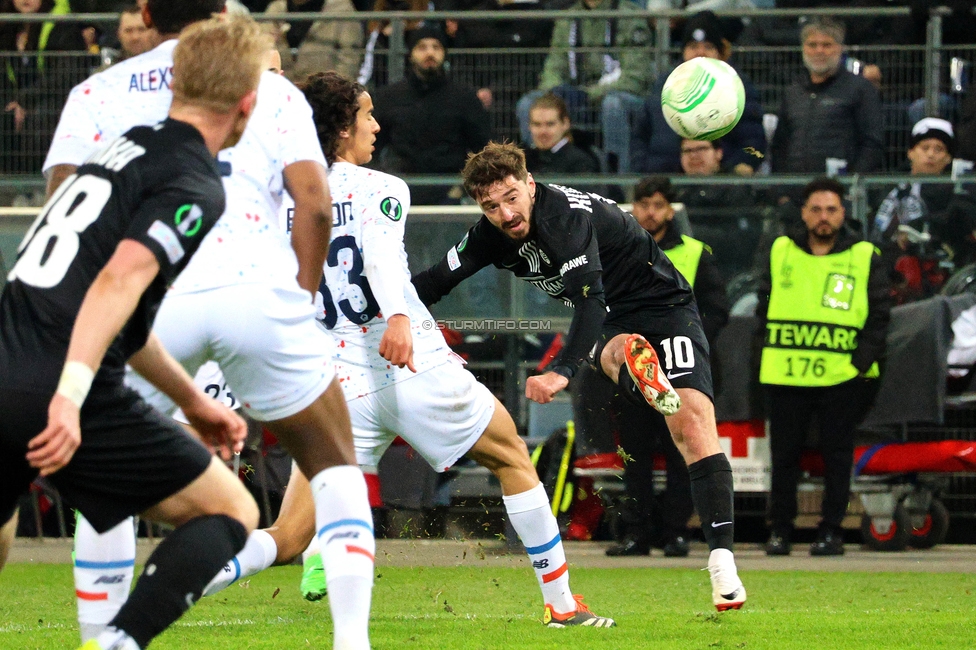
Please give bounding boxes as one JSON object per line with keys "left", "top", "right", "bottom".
{"left": 467, "top": 399, "right": 615, "bottom": 628}
{"left": 600, "top": 333, "right": 746, "bottom": 611}
{"left": 85, "top": 458, "right": 258, "bottom": 650}
{"left": 202, "top": 462, "right": 308, "bottom": 597}
{"left": 74, "top": 515, "right": 136, "bottom": 642}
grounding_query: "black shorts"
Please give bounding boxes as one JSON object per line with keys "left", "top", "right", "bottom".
{"left": 590, "top": 301, "right": 714, "bottom": 400}
{"left": 0, "top": 384, "right": 212, "bottom": 533}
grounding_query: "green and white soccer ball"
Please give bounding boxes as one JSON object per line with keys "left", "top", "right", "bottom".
{"left": 661, "top": 58, "right": 745, "bottom": 141}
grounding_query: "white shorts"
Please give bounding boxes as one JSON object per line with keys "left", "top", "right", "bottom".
{"left": 170, "top": 361, "right": 238, "bottom": 424}
{"left": 127, "top": 283, "right": 336, "bottom": 421}
{"left": 349, "top": 357, "right": 496, "bottom": 472}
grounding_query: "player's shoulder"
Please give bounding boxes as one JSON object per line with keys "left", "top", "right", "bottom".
{"left": 125, "top": 120, "right": 220, "bottom": 185}
{"left": 256, "top": 71, "right": 309, "bottom": 109}
{"left": 73, "top": 41, "right": 176, "bottom": 96}
{"left": 332, "top": 163, "right": 411, "bottom": 209}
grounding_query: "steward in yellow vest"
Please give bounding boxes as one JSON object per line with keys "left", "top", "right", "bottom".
{"left": 755, "top": 177, "right": 891, "bottom": 558}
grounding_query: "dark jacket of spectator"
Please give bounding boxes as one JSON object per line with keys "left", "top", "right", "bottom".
{"left": 0, "top": 0, "right": 88, "bottom": 104}
{"left": 525, "top": 137, "right": 599, "bottom": 175}
{"left": 657, "top": 221, "right": 728, "bottom": 345}
{"left": 447, "top": 0, "right": 553, "bottom": 49}
{"left": 676, "top": 181, "right": 760, "bottom": 277}
{"left": 631, "top": 66, "right": 766, "bottom": 174}
{"left": 958, "top": 90, "right": 976, "bottom": 164}
{"left": 1, "top": 0, "right": 90, "bottom": 173}
{"left": 770, "top": 67, "right": 884, "bottom": 174}
{"left": 372, "top": 59, "right": 492, "bottom": 178}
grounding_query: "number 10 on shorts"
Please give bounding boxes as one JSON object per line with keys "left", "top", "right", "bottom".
{"left": 660, "top": 336, "right": 695, "bottom": 371}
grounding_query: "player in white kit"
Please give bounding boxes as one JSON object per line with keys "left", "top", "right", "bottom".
{"left": 43, "top": 3, "right": 374, "bottom": 648}
{"left": 203, "top": 71, "right": 615, "bottom": 629}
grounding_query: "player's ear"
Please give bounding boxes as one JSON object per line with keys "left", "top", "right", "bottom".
{"left": 239, "top": 90, "right": 258, "bottom": 119}
{"left": 526, "top": 172, "right": 535, "bottom": 194}
{"left": 141, "top": 4, "right": 154, "bottom": 30}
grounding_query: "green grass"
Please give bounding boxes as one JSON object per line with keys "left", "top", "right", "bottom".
{"left": 1, "top": 564, "right": 974, "bottom": 649}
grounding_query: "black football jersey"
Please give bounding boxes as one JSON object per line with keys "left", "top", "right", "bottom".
{"left": 413, "top": 183, "right": 694, "bottom": 375}
{"left": 0, "top": 118, "right": 225, "bottom": 393}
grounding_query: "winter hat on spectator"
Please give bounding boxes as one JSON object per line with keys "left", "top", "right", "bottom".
{"left": 682, "top": 10, "right": 725, "bottom": 49}
{"left": 911, "top": 117, "right": 955, "bottom": 155}
{"left": 407, "top": 24, "right": 449, "bottom": 52}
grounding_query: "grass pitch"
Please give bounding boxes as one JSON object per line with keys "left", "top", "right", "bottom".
{"left": 1, "top": 564, "right": 973, "bottom": 649}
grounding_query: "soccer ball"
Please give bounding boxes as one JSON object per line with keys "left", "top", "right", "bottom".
{"left": 660, "top": 58, "right": 745, "bottom": 141}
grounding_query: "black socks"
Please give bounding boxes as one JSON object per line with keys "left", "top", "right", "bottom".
{"left": 110, "top": 515, "right": 247, "bottom": 648}
{"left": 688, "top": 453, "right": 735, "bottom": 551}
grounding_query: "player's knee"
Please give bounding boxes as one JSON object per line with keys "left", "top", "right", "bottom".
{"left": 230, "top": 495, "right": 260, "bottom": 534}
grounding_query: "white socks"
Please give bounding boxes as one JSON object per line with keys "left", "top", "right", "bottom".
{"left": 503, "top": 483, "right": 576, "bottom": 614}
{"left": 94, "top": 626, "right": 140, "bottom": 650}
{"left": 74, "top": 515, "right": 135, "bottom": 643}
{"left": 202, "top": 528, "right": 278, "bottom": 597}
{"left": 310, "top": 465, "right": 375, "bottom": 650}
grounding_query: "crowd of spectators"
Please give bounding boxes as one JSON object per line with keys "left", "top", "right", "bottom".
{"left": 2, "top": 2, "right": 976, "bottom": 285}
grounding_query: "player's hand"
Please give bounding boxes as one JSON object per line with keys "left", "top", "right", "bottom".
{"left": 182, "top": 397, "right": 247, "bottom": 461}
{"left": 379, "top": 314, "right": 416, "bottom": 372}
{"left": 525, "top": 371, "right": 569, "bottom": 404}
{"left": 27, "top": 394, "right": 82, "bottom": 476}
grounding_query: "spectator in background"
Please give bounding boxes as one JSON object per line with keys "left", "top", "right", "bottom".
{"left": 1, "top": 0, "right": 91, "bottom": 174}
{"left": 116, "top": 3, "right": 154, "bottom": 59}
{"left": 631, "top": 10, "right": 766, "bottom": 176}
{"left": 756, "top": 177, "right": 890, "bottom": 557}
{"left": 515, "top": 0, "right": 652, "bottom": 173}
{"left": 872, "top": 118, "right": 976, "bottom": 300}
{"left": 770, "top": 18, "right": 884, "bottom": 176}
{"left": 675, "top": 138, "right": 760, "bottom": 280}
{"left": 525, "top": 93, "right": 600, "bottom": 175}
{"left": 359, "top": 0, "right": 428, "bottom": 86}
{"left": 264, "top": 0, "right": 363, "bottom": 82}
{"left": 604, "top": 176, "right": 728, "bottom": 558}
{"left": 372, "top": 25, "right": 492, "bottom": 205}
{"left": 443, "top": 0, "right": 553, "bottom": 128}
{"left": 446, "top": 0, "right": 552, "bottom": 50}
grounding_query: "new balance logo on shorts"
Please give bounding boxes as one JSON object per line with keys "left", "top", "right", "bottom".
{"left": 532, "top": 559, "right": 549, "bottom": 570}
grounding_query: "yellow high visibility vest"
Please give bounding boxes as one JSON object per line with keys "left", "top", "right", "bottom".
{"left": 663, "top": 234, "right": 705, "bottom": 288}
{"left": 760, "top": 236, "right": 879, "bottom": 387}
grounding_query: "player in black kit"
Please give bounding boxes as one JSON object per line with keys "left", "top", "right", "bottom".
{"left": 0, "top": 17, "right": 271, "bottom": 650}
{"left": 412, "top": 142, "right": 747, "bottom": 611}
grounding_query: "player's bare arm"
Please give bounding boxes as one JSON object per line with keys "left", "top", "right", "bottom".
{"left": 283, "top": 160, "right": 333, "bottom": 295}
{"left": 28, "top": 240, "right": 162, "bottom": 476}
{"left": 45, "top": 163, "right": 77, "bottom": 199}
{"left": 129, "top": 333, "right": 246, "bottom": 460}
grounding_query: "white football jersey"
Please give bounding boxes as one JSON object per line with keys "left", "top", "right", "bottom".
{"left": 283, "top": 162, "right": 452, "bottom": 399}
{"left": 44, "top": 39, "right": 326, "bottom": 292}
